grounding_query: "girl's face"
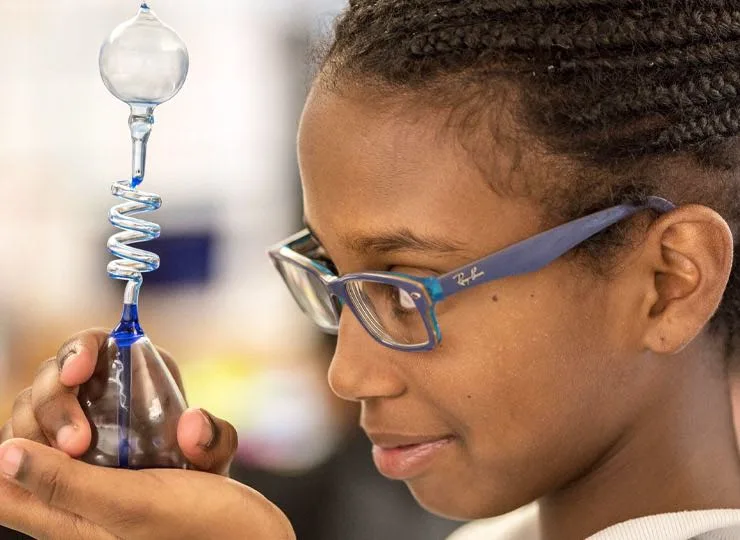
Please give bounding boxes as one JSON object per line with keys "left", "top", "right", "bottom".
{"left": 297, "top": 87, "right": 653, "bottom": 519}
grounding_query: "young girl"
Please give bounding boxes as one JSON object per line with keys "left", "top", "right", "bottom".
{"left": 4, "top": 1, "right": 740, "bottom": 538}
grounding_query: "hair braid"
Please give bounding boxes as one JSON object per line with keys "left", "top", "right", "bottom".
{"left": 560, "top": 70, "right": 740, "bottom": 125}
{"left": 405, "top": 9, "right": 740, "bottom": 58}
{"left": 558, "top": 40, "right": 740, "bottom": 72}
{"left": 657, "top": 103, "right": 740, "bottom": 147}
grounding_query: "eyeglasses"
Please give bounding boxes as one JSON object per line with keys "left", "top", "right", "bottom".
{"left": 268, "top": 196, "right": 676, "bottom": 352}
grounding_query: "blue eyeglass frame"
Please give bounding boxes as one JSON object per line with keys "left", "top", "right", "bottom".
{"left": 268, "top": 196, "right": 676, "bottom": 352}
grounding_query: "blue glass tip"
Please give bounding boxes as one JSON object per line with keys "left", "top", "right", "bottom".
{"left": 140, "top": 2, "right": 150, "bottom": 10}
{"left": 112, "top": 303, "right": 145, "bottom": 343}
{"left": 131, "top": 176, "right": 143, "bottom": 188}
{"left": 121, "top": 303, "right": 140, "bottom": 324}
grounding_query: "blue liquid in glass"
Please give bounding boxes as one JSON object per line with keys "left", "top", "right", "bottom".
{"left": 110, "top": 304, "right": 144, "bottom": 468}
{"left": 79, "top": 305, "right": 189, "bottom": 469}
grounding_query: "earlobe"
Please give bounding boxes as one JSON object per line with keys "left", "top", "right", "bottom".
{"left": 642, "top": 205, "right": 734, "bottom": 355}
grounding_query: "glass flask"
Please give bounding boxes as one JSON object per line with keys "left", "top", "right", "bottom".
{"left": 80, "top": 306, "right": 188, "bottom": 469}
{"left": 79, "top": 3, "right": 190, "bottom": 469}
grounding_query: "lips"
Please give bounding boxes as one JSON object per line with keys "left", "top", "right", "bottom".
{"left": 368, "top": 433, "right": 455, "bottom": 480}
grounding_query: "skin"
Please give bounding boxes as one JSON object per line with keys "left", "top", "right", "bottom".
{"left": 0, "top": 331, "right": 295, "bottom": 540}
{"left": 1, "top": 80, "right": 740, "bottom": 539}
{"left": 298, "top": 84, "right": 740, "bottom": 538}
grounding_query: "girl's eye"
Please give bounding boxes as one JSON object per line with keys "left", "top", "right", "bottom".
{"left": 382, "top": 286, "right": 417, "bottom": 317}
{"left": 397, "top": 288, "right": 417, "bottom": 310}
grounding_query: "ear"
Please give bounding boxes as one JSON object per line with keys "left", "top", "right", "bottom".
{"left": 641, "top": 204, "right": 734, "bottom": 355}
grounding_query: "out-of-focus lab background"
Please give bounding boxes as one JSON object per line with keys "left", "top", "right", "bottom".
{"left": 0, "top": 1, "right": 461, "bottom": 539}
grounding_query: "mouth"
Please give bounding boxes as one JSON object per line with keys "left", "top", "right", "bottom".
{"left": 368, "top": 434, "right": 455, "bottom": 480}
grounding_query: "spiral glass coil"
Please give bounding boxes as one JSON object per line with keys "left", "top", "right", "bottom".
{"left": 79, "top": 3, "right": 190, "bottom": 470}
{"left": 107, "top": 178, "right": 162, "bottom": 305}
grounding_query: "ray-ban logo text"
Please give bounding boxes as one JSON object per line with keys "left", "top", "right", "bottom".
{"left": 454, "top": 267, "right": 485, "bottom": 287}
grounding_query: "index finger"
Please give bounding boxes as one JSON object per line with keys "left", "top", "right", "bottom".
{"left": 29, "top": 329, "right": 110, "bottom": 456}
{"left": 57, "top": 328, "right": 110, "bottom": 388}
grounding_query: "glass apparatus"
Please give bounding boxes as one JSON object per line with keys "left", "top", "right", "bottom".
{"left": 79, "top": 3, "right": 190, "bottom": 469}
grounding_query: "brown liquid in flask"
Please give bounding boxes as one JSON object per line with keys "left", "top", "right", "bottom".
{"left": 78, "top": 304, "right": 189, "bottom": 469}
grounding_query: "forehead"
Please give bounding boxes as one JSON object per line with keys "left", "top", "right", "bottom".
{"left": 298, "top": 88, "right": 451, "bottom": 196}
{"left": 297, "top": 86, "right": 544, "bottom": 252}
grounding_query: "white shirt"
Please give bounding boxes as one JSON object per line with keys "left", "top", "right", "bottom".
{"left": 448, "top": 504, "right": 740, "bottom": 539}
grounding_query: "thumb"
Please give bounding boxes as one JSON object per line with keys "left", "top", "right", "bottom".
{"left": 177, "top": 408, "right": 238, "bottom": 475}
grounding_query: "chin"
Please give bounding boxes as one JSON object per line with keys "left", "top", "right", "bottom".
{"left": 404, "top": 475, "right": 526, "bottom": 521}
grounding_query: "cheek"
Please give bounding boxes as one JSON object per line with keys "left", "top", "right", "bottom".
{"left": 410, "top": 271, "right": 635, "bottom": 517}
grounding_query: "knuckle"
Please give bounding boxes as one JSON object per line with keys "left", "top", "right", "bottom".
{"left": 30, "top": 359, "right": 67, "bottom": 432}
{"left": 30, "top": 361, "right": 76, "bottom": 427}
{"left": 37, "top": 457, "right": 69, "bottom": 507}
{"left": 31, "top": 365, "right": 64, "bottom": 428}
{"left": 11, "top": 421, "right": 45, "bottom": 444}
{"left": 10, "top": 389, "right": 46, "bottom": 443}
{"left": 31, "top": 383, "right": 62, "bottom": 419}
{"left": 12, "top": 387, "right": 33, "bottom": 412}
{"left": 11, "top": 388, "right": 35, "bottom": 423}
{"left": 35, "top": 357, "right": 57, "bottom": 378}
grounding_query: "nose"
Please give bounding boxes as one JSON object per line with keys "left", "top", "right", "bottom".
{"left": 328, "top": 310, "right": 407, "bottom": 403}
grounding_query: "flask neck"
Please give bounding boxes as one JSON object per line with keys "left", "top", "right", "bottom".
{"left": 123, "top": 279, "right": 141, "bottom": 306}
{"left": 129, "top": 104, "right": 155, "bottom": 187}
{"left": 113, "top": 302, "right": 145, "bottom": 343}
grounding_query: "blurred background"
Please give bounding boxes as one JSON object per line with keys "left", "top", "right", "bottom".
{"left": 0, "top": 1, "right": 461, "bottom": 538}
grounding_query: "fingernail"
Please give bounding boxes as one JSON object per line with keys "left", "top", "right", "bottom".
{"left": 56, "top": 425, "right": 77, "bottom": 450}
{"left": 0, "top": 444, "right": 24, "bottom": 479}
{"left": 60, "top": 354, "right": 82, "bottom": 381}
{"left": 197, "top": 410, "right": 215, "bottom": 448}
{"left": 59, "top": 349, "right": 78, "bottom": 371}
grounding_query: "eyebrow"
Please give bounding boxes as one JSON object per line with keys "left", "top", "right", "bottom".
{"left": 304, "top": 219, "right": 464, "bottom": 256}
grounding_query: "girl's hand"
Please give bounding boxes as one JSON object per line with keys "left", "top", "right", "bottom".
{"left": 1, "top": 329, "right": 237, "bottom": 476}
{"left": 0, "top": 328, "right": 295, "bottom": 538}
{"left": 0, "top": 438, "right": 295, "bottom": 539}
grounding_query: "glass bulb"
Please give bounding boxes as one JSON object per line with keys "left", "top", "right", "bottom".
{"left": 99, "top": 3, "right": 189, "bottom": 106}
{"left": 79, "top": 309, "right": 189, "bottom": 469}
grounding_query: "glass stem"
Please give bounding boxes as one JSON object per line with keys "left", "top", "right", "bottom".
{"left": 124, "top": 280, "right": 141, "bottom": 306}
{"left": 129, "top": 104, "right": 155, "bottom": 187}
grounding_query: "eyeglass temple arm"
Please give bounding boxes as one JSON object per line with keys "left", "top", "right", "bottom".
{"left": 435, "top": 196, "right": 676, "bottom": 300}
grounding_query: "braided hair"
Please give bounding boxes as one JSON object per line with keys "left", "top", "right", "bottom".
{"left": 319, "top": 0, "right": 740, "bottom": 358}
